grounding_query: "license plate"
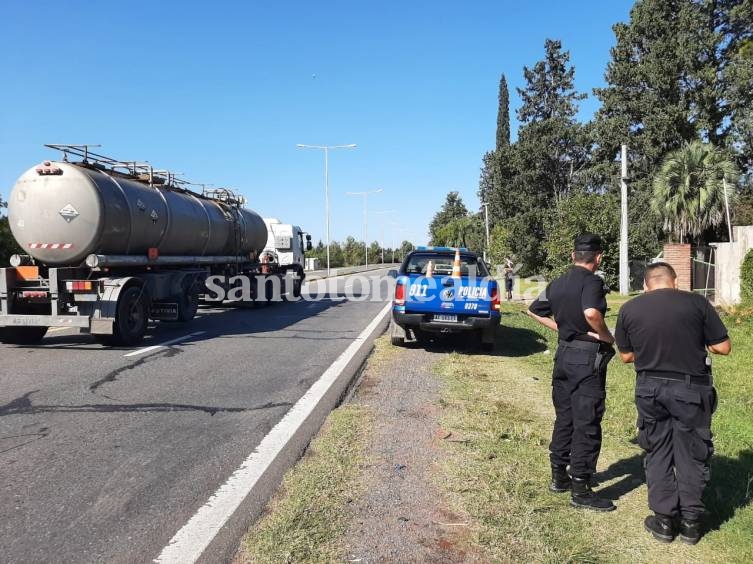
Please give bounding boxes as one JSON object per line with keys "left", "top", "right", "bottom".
{"left": 433, "top": 314, "right": 458, "bottom": 323}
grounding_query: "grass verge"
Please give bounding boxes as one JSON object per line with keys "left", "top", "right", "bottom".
{"left": 237, "top": 404, "right": 371, "bottom": 564}
{"left": 435, "top": 300, "right": 753, "bottom": 563}
{"left": 236, "top": 336, "right": 397, "bottom": 563}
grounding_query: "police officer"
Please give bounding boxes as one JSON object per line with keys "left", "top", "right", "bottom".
{"left": 528, "top": 233, "right": 616, "bottom": 511}
{"left": 615, "top": 262, "right": 731, "bottom": 544}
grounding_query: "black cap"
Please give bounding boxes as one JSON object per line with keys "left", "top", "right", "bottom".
{"left": 574, "top": 233, "right": 603, "bottom": 252}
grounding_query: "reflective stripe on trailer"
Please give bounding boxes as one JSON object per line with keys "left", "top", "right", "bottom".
{"left": 28, "top": 243, "right": 74, "bottom": 249}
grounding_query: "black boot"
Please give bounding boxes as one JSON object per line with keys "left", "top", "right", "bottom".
{"left": 679, "top": 519, "right": 702, "bottom": 545}
{"left": 549, "top": 465, "right": 571, "bottom": 493}
{"left": 644, "top": 514, "right": 675, "bottom": 543}
{"left": 570, "top": 475, "right": 615, "bottom": 512}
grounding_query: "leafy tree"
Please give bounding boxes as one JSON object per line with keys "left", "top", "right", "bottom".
{"left": 429, "top": 192, "right": 469, "bottom": 244}
{"left": 369, "top": 241, "right": 382, "bottom": 263}
{"left": 0, "top": 196, "right": 21, "bottom": 264}
{"left": 328, "top": 241, "right": 345, "bottom": 268}
{"left": 433, "top": 215, "right": 485, "bottom": 251}
{"left": 741, "top": 248, "right": 753, "bottom": 304}
{"left": 496, "top": 74, "right": 510, "bottom": 150}
{"left": 593, "top": 0, "right": 704, "bottom": 175}
{"left": 342, "top": 236, "right": 365, "bottom": 266}
{"left": 487, "top": 224, "right": 514, "bottom": 269}
{"left": 517, "top": 39, "right": 586, "bottom": 125}
{"left": 651, "top": 141, "right": 738, "bottom": 243}
{"left": 398, "top": 240, "right": 415, "bottom": 261}
{"left": 544, "top": 192, "right": 620, "bottom": 288}
{"left": 725, "top": 37, "right": 753, "bottom": 178}
{"left": 733, "top": 195, "right": 753, "bottom": 226}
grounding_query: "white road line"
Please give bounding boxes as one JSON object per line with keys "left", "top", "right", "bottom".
{"left": 123, "top": 332, "right": 206, "bottom": 358}
{"left": 154, "top": 302, "right": 391, "bottom": 564}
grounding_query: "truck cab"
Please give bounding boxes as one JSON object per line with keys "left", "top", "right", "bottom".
{"left": 389, "top": 247, "right": 501, "bottom": 350}
{"left": 262, "top": 218, "right": 311, "bottom": 269}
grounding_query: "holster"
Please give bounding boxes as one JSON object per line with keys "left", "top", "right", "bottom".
{"left": 594, "top": 347, "right": 615, "bottom": 374}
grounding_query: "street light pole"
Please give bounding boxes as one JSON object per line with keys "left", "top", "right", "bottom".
{"left": 372, "top": 210, "right": 397, "bottom": 265}
{"left": 346, "top": 188, "right": 383, "bottom": 269}
{"left": 481, "top": 202, "right": 490, "bottom": 262}
{"left": 296, "top": 143, "right": 357, "bottom": 276}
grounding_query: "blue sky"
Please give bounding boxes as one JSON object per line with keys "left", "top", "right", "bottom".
{"left": 0, "top": 0, "right": 633, "bottom": 247}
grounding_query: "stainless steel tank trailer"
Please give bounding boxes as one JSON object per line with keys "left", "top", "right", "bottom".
{"left": 1, "top": 144, "right": 312, "bottom": 346}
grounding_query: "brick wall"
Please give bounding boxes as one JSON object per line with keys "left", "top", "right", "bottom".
{"left": 663, "top": 244, "right": 692, "bottom": 291}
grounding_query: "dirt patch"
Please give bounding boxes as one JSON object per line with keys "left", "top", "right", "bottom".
{"left": 342, "top": 345, "right": 482, "bottom": 563}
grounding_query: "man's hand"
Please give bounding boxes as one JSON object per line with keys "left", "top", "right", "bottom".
{"left": 584, "top": 308, "right": 614, "bottom": 344}
{"left": 619, "top": 351, "right": 635, "bottom": 363}
{"left": 527, "top": 310, "right": 558, "bottom": 332}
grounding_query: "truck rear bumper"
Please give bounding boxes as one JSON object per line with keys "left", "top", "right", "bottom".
{"left": 0, "top": 314, "right": 90, "bottom": 329}
{"left": 393, "top": 311, "right": 499, "bottom": 332}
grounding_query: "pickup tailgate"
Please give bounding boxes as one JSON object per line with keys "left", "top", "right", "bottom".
{"left": 402, "top": 274, "right": 496, "bottom": 319}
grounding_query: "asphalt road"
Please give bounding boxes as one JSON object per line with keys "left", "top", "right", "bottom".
{"left": 0, "top": 268, "right": 393, "bottom": 564}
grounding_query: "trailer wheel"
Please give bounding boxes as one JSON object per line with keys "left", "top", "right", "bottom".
{"left": 389, "top": 319, "right": 406, "bottom": 347}
{"left": 0, "top": 326, "right": 48, "bottom": 345}
{"left": 110, "top": 285, "right": 149, "bottom": 346}
{"left": 177, "top": 285, "right": 201, "bottom": 322}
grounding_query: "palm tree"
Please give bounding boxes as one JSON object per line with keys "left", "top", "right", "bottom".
{"left": 652, "top": 140, "right": 738, "bottom": 244}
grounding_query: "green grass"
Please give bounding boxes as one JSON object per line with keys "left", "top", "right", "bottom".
{"left": 434, "top": 300, "right": 753, "bottom": 563}
{"left": 237, "top": 336, "right": 398, "bottom": 563}
{"left": 237, "top": 404, "right": 372, "bottom": 563}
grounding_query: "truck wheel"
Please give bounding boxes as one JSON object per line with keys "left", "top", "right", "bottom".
{"left": 292, "top": 276, "right": 302, "bottom": 298}
{"left": 0, "top": 326, "right": 48, "bottom": 345}
{"left": 110, "top": 285, "right": 149, "bottom": 346}
{"left": 177, "top": 286, "right": 201, "bottom": 322}
{"left": 389, "top": 319, "right": 406, "bottom": 347}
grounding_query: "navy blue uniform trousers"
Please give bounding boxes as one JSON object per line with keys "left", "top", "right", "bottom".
{"left": 635, "top": 374, "right": 716, "bottom": 520}
{"left": 550, "top": 341, "right": 609, "bottom": 476}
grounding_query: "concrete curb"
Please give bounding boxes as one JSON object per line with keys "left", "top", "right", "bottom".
{"left": 155, "top": 303, "right": 392, "bottom": 564}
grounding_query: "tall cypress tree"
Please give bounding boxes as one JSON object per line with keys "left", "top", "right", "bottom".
{"left": 496, "top": 74, "right": 510, "bottom": 150}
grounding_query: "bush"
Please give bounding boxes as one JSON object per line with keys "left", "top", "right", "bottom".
{"left": 543, "top": 192, "right": 619, "bottom": 289}
{"left": 741, "top": 248, "right": 753, "bottom": 304}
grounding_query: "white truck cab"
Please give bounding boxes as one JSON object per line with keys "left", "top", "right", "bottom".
{"left": 263, "top": 218, "right": 311, "bottom": 268}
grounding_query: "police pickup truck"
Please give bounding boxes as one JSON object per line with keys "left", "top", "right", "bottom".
{"left": 388, "top": 247, "right": 501, "bottom": 350}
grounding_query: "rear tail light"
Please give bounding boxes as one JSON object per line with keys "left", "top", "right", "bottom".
{"left": 66, "top": 280, "right": 96, "bottom": 292}
{"left": 491, "top": 284, "right": 500, "bottom": 311}
{"left": 394, "top": 281, "right": 406, "bottom": 305}
{"left": 21, "top": 291, "right": 48, "bottom": 298}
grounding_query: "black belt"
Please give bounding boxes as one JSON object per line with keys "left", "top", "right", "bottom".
{"left": 639, "top": 371, "right": 712, "bottom": 386}
{"left": 558, "top": 339, "right": 610, "bottom": 353}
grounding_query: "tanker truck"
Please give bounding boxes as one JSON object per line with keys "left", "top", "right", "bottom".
{"left": 0, "top": 144, "right": 312, "bottom": 346}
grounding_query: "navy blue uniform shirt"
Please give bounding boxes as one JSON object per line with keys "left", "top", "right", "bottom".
{"left": 529, "top": 265, "right": 607, "bottom": 342}
{"left": 615, "top": 289, "right": 728, "bottom": 376}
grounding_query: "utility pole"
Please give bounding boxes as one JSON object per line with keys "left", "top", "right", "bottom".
{"left": 296, "top": 143, "right": 357, "bottom": 276}
{"left": 619, "top": 144, "right": 629, "bottom": 295}
{"left": 481, "top": 202, "right": 490, "bottom": 262}
{"left": 723, "top": 177, "right": 734, "bottom": 242}
{"left": 346, "top": 189, "right": 382, "bottom": 269}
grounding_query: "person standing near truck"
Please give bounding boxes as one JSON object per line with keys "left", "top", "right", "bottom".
{"left": 615, "top": 262, "right": 731, "bottom": 544}
{"left": 504, "top": 258, "right": 514, "bottom": 301}
{"left": 527, "top": 233, "right": 616, "bottom": 512}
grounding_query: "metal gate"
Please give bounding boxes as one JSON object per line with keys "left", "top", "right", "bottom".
{"left": 692, "top": 246, "right": 715, "bottom": 299}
